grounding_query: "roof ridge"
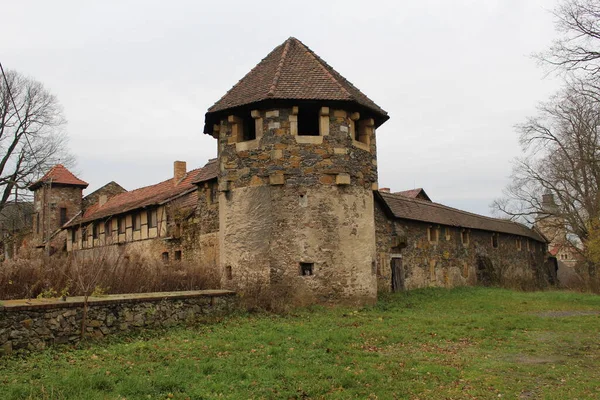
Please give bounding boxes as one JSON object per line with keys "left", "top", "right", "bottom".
{"left": 295, "top": 38, "right": 353, "bottom": 100}
{"left": 208, "top": 41, "right": 287, "bottom": 111}
{"left": 381, "top": 192, "right": 523, "bottom": 228}
{"left": 267, "top": 38, "right": 291, "bottom": 97}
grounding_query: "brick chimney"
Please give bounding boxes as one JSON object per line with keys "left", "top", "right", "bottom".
{"left": 173, "top": 161, "right": 187, "bottom": 184}
{"left": 379, "top": 188, "right": 391, "bottom": 193}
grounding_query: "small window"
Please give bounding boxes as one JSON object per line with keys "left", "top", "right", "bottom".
{"left": 92, "top": 223, "right": 98, "bottom": 239}
{"left": 353, "top": 118, "right": 361, "bottom": 141}
{"left": 71, "top": 229, "right": 76, "bottom": 243}
{"left": 147, "top": 209, "right": 157, "bottom": 228}
{"left": 492, "top": 233, "right": 499, "bottom": 248}
{"left": 59, "top": 207, "right": 68, "bottom": 226}
{"left": 82, "top": 226, "right": 88, "bottom": 243}
{"left": 297, "top": 106, "right": 320, "bottom": 136}
{"left": 105, "top": 220, "right": 111, "bottom": 236}
{"left": 36, "top": 213, "right": 40, "bottom": 234}
{"left": 527, "top": 240, "right": 531, "bottom": 251}
{"left": 162, "top": 252, "right": 169, "bottom": 263}
{"left": 428, "top": 226, "right": 439, "bottom": 243}
{"left": 174, "top": 250, "right": 182, "bottom": 261}
{"left": 242, "top": 115, "right": 256, "bottom": 141}
{"left": 225, "top": 265, "right": 233, "bottom": 280}
{"left": 118, "top": 217, "right": 126, "bottom": 234}
{"left": 461, "top": 230, "right": 470, "bottom": 246}
{"left": 516, "top": 239, "right": 522, "bottom": 251}
{"left": 300, "top": 262, "right": 314, "bottom": 276}
{"left": 133, "top": 213, "right": 141, "bottom": 231}
{"left": 445, "top": 227, "right": 451, "bottom": 241}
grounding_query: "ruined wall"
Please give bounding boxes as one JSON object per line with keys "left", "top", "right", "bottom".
{"left": 375, "top": 201, "right": 550, "bottom": 291}
{"left": 217, "top": 106, "right": 379, "bottom": 304}
{"left": 0, "top": 290, "right": 236, "bottom": 355}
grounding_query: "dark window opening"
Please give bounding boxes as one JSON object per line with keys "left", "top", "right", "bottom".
{"left": 133, "top": 213, "right": 141, "bottom": 231}
{"left": 461, "top": 230, "right": 470, "bottom": 245}
{"left": 210, "top": 183, "right": 218, "bottom": 204}
{"left": 71, "top": 229, "right": 76, "bottom": 243}
{"left": 428, "top": 227, "right": 438, "bottom": 243}
{"left": 105, "top": 220, "right": 111, "bottom": 236}
{"left": 225, "top": 265, "right": 233, "bottom": 280}
{"left": 242, "top": 116, "right": 256, "bottom": 141}
{"left": 147, "top": 209, "right": 157, "bottom": 228}
{"left": 300, "top": 262, "right": 314, "bottom": 276}
{"left": 162, "top": 252, "right": 169, "bottom": 263}
{"left": 36, "top": 213, "right": 40, "bottom": 234}
{"left": 82, "top": 226, "right": 88, "bottom": 243}
{"left": 59, "top": 207, "right": 68, "bottom": 226}
{"left": 354, "top": 119, "right": 361, "bottom": 141}
{"left": 118, "top": 217, "right": 126, "bottom": 234}
{"left": 492, "top": 234, "right": 499, "bottom": 248}
{"left": 297, "top": 107, "right": 320, "bottom": 136}
{"left": 92, "top": 223, "right": 98, "bottom": 239}
{"left": 174, "top": 250, "right": 182, "bottom": 261}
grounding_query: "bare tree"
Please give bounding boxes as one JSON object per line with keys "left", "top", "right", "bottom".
{"left": 0, "top": 68, "right": 73, "bottom": 214}
{"left": 493, "top": 83, "right": 600, "bottom": 259}
{"left": 538, "top": 0, "right": 600, "bottom": 79}
{"left": 68, "top": 245, "right": 124, "bottom": 339}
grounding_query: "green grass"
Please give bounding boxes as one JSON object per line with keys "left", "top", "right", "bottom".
{"left": 1, "top": 287, "right": 600, "bottom": 399}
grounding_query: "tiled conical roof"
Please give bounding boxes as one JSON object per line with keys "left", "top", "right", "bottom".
{"left": 206, "top": 37, "right": 388, "bottom": 120}
{"left": 29, "top": 164, "right": 88, "bottom": 190}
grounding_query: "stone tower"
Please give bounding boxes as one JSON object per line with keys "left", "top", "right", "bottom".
{"left": 29, "top": 164, "right": 88, "bottom": 247}
{"left": 203, "top": 37, "right": 389, "bottom": 304}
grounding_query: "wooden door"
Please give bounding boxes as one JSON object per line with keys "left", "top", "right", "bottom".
{"left": 391, "top": 257, "right": 404, "bottom": 292}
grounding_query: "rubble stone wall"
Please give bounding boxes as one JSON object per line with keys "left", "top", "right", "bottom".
{"left": 0, "top": 290, "right": 236, "bottom": 355}
{"left": 374, "top": 201, "right": 551, "bottom": 291}
{"left": 217, "top": 106, "right": 379, "bottom": 304}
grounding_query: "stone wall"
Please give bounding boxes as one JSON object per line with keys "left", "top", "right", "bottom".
{"left": 374, "top": 201, "right": 551, "bottom": 291}
{"left": 216, "top": 106, "right": 380, "bottom": 304}
{"left": 33, "top": 185, "right": 83, "bottom": 246}
{"left": 0, "top": 290, "right": 236, "bottom": 355}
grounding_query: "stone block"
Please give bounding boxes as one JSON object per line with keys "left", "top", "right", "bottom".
{"left": 333, "top": 147, "right": 348, "bottom": 155}
{"left": 269, "top": 174, "right": 285, "bottom": 186}
{"left": 336, "top": 173, "right": 351, "bottom": 185}
{"left": 320, "top": 175, "right": 335, "bottom": 185}
{"left": 265, "top": 110, "right": 279, "bottom": 118}
{"left": 271, "top": 149, "right": 283, "bottom": 160}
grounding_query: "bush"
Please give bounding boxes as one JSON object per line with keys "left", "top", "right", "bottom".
{"left": 0, "top": 253, "right": 220, "bottom": 300}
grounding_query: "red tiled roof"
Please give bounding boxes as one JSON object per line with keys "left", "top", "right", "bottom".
{"left": 191, "top": 158, "right": 218, "bottom": 184}
{"left": 377, "top": 191, "right": 546, "bottom": 242}
{"left": 65, "top": 160, "right": 215, "bottom": 227}
{"left": 206, "top": 37, "right": 388, "bottom": 120}
{"left": 395, "top": 188, "right": 431, "bottom": 201}
{"left": 29, "top": 164, "right": 88, "bottom": 190}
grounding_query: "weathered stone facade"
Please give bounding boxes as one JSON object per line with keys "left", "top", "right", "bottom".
{"left": 375, "top": 200, "right": 550, "bottom": 291}
{"left": 32, "top": 185, "right": 84, "bottom": 249}
{"left": 0, "top": 290, "right": 235, "bottom": 355}
{"left": 215, "top": 106, "right": 379, "bottom": 304}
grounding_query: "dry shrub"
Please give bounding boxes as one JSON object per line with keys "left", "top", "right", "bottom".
{"left": 235, "top": 271, "right": 314, "bottom": 313}
{"left": 0, "top": 252, "right": 220, "bottom": 300}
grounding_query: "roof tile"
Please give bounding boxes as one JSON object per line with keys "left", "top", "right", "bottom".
{"left": 29, "top": 165, "right": 88, "bottom": 190}
{"left": 377, "top": 191, "right": 545, "bottom": 242}
{"left": 207, "top": 37, "right": 388, "bottom": 119}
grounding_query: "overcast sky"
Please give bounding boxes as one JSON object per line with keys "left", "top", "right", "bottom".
{"left": 3, "top": 0, "right": 563, "bottom": 216}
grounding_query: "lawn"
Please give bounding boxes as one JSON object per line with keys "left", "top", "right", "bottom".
{"left": 1, "top": 287, "right": 599, "bottom": 399}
